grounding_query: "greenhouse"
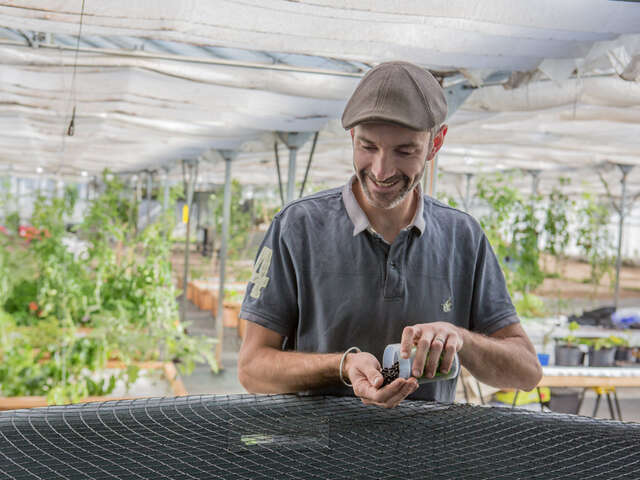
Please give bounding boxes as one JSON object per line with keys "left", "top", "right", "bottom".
{"left": 1, "top": 1, "right": 640, "bottom": 479}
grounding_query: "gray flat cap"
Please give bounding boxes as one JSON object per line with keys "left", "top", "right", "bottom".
{"left": 342, "top": 61, "right": 447, "bottom": 131}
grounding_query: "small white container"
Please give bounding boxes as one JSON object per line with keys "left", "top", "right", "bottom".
{"left": 382, "top": 343, "right": 460, "bottom": 383}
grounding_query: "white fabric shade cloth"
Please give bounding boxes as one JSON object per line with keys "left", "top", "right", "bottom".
{"left": 0, "top": 0, "right": 639, "bottom": 197}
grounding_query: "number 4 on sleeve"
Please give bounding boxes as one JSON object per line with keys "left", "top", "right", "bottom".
{"left": 249, "top": 247, "right": 272, "bottom": 299}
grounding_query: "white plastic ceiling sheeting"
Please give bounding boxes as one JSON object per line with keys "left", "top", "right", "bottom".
{"left": 1, "top": 0, "right": 638, "bottom": 70}
{"left": 0, "top": 0, "right": 639, "bottom": 200}
{"left": 0, "top": 47, "right": 348, "bottom": 173}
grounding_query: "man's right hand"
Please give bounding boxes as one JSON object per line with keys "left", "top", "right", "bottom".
{"left": 343, "top": 351, "right": 419, "bottom": 408}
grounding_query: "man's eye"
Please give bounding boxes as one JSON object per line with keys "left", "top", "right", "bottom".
{"left": 363, "top": 145, "right": 377, "bottom": 151}
{"left": 397, "top": 151, "right": 412, "bottom": 156}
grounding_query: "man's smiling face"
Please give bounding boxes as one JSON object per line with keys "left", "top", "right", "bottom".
{"left": 352, "top": 122, "right": 431, "bottom": 210}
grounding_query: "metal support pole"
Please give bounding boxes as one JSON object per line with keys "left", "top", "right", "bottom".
{"left": 430, "top": 155, "right": 439, "bottom": 197}
{"left": 614, "top": 164, "right": 634, "bottom": 309}
{"left": 299, "top": 131, "right": 319, "bottom": 199}
{"left": 163, "top": 168, "right": 170, "bottom": 212}
{"left": 180, "top": 160, "right": 198, "bottom": 324}
{"left": 16, "top": 177, "right": 22, "bottom": 222}
{"left": 133, "top": 175, "right": 142, "bottom": 234}
{"left": 528, "top": 170, "right": 541, "bottom": 201}
{"left": 56, "top": 179, "right": 64, "bottom": 198}
{"left": 146, "top": 170, "right": 152, "bottom": 227}
{"left": 10, "top": 174, "right": 17, "bottom": 213}
{"left": 276, "top": 132, "right": 313, "bottom": 205}
{"left": 196, "top": 193, "right": 202, "bottom": 232}
{"left": 464, "top": 173, "right": 473, "bottom": 212}
{"left": 216, "top": 152, "right": 234, "bottom": 367}
{"left": 287, "top": 147, "right": 298, "bottom": 204}
{"left": 135, "top": 175, "right": 142, "bottom": 206}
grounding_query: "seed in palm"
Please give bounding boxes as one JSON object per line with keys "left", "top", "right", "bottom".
{"left": 380, "top": 362, "right": 399, "bottom": 386}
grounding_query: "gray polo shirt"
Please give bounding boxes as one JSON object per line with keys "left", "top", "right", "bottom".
{"left": 240, "top": 176, "right": 518, "bottom": 402}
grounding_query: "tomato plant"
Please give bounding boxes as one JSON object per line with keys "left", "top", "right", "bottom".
{"left": 0, "top": 171, "right": 217, "bottom": 404}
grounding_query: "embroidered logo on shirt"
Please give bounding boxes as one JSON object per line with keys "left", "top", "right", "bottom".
{"left": 249, "top": 247, "right": 272, "bottom": 299}
{"left": 441, "top": 297, "right": 453, "bottom": 313}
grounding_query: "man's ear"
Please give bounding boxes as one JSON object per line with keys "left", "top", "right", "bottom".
{"left": 428, "top": 124, "right": 448, "bottom": 160}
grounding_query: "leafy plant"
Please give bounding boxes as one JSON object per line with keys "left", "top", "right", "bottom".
{"left": 207, "top": 180, "right": 280, "bottom": 264}
{"left": 610, "top": 335, "right": 630, "bottom": 348}
{"left": 541, "top": 324, "right": 556, "bottom": 353}
{"left": 558, "top": 320, "right": 581, "bottom": 347}
{"left": 580, "top": 336, "right": 618, "bottom": 351}
{"left": 514, "top": 293, "right": 547, "bottom": 319}
{"left": 0, "top": 171, "right": 217, "bottom": 404}
{"left": 208, "top": 180, "right": 253, "bottom": 261}
{"left": 224, "top": 287, "right": 245, "bottom": 304}
{"left": 435, "top": 191, "right": 460, "bottom": 209}
{"left": 543, "top": 178, "right": 573, "bottom": 275}
{"left": 0, "top": 312, "right": 117, "bottom": 402}
{"left": 476, "top": 174, "right": 544, "bottom": 299}
{"left": 576, "top": 193, "right": 615, "bottom": 296}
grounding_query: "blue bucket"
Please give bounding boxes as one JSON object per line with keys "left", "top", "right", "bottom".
{"left": 537, "top": 353, "right": 550, "bottom": 366}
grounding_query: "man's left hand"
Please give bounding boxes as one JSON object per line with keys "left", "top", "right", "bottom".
{"left": 400, "top": 322, "right": 464, "bottom": 379}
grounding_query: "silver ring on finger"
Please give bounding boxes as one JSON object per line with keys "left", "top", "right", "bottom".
{"left": 433, "top": 336, "right": 446, "bottom": 344}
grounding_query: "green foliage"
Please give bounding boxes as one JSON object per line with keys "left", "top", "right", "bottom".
{"left": 543, "top": 178, "right": 573, "bottom": 273}
{"left": 0, "top": 313, "right": 117, "bottom": 401}
{"left": 0, "top": 171, "right": 217, "bottom": 404}
{"left": 208, "top": 181, "right": 279, "bottom": 262}
{"left": 232, "top": 264, "right": 254, "bottom": 283}
{"left": 224, "top": 287, "right": 244, "bottom": 304}
{"left": 576, "top": 193, "right": 615, "bottom": 295}
{"left": 208, "top": 180, "right": 252, "bottom": 260}
{"left": 0, "top": 209, "right": 26, "bottom": 309}
{"left": 476, "top": 174, "right": 544, "bottom": 298}
{"left": 514, "top": 293, "right": 547, "bottom": 319}
{"left": 609, "top": 335, "right": 630, "bottom": 348}
{"left": 579, "top": 335, "right": 619, "bottom": 351}
{"left": 4, "top": 212, "right": 20, "bottom": 234}
{"left": 3, "top": 279, "right": 38, "bottom": 325}
{"left": 3, "top": 187, "right": 86, "bottom": 326}
{"left": 559, "top": 320, "right": 581, "bottom": 347}
{"left": 435, "top": 191, "right": 460, "bottom": 209}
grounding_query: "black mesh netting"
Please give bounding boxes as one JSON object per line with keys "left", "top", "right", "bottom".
{"left": 1, "top": 394, "right": 640, "bottom": 480}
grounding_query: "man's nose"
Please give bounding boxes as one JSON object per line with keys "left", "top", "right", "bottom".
{"left": 369, "top": 150, "right": 395, "bottom": 180}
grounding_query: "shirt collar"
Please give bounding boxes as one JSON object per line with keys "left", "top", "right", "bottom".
{"left": 342, "top": 175, "right": 425, "bottom": 237}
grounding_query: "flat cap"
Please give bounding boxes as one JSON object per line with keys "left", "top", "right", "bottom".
{"left": 342, "top": 61, "right": 447, "bottom": 131}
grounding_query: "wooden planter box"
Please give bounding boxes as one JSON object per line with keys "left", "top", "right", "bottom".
{"left": 200, "top": 289, "right": 218, "bottom": 312}
{"left": 0, "top": 361, "right": 187, "bottom": 411}
{"left": 223, "top": 302, "right": 241, "bottom": 328}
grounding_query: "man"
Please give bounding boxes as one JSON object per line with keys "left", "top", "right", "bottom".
{"left": 238, "top": 61, "right": 542, "bottom": 408}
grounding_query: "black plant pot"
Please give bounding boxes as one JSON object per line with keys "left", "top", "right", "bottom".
{"left": 554, "top": 345, "right": 583, "bottom": 366}
{"left": 615, "top": 347, "right": 633, "bottom": 363}
{"left": 588, "top": 347, "right": 617, "bottom": 367}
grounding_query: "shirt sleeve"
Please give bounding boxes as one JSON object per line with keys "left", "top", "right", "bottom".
{"left": 239, "top": 216, "right": 298, "bottom": 338}
{"left": 470, "top": 233, "right": 519, "bottom": 335}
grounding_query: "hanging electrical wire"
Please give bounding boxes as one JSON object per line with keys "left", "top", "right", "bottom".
{"left": 67, "top": 0, "right": 87, "bottom": 137}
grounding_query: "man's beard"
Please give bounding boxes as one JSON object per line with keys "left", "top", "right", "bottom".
{"left": 355, "top": 160, "right": 427, "bottom": 210}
